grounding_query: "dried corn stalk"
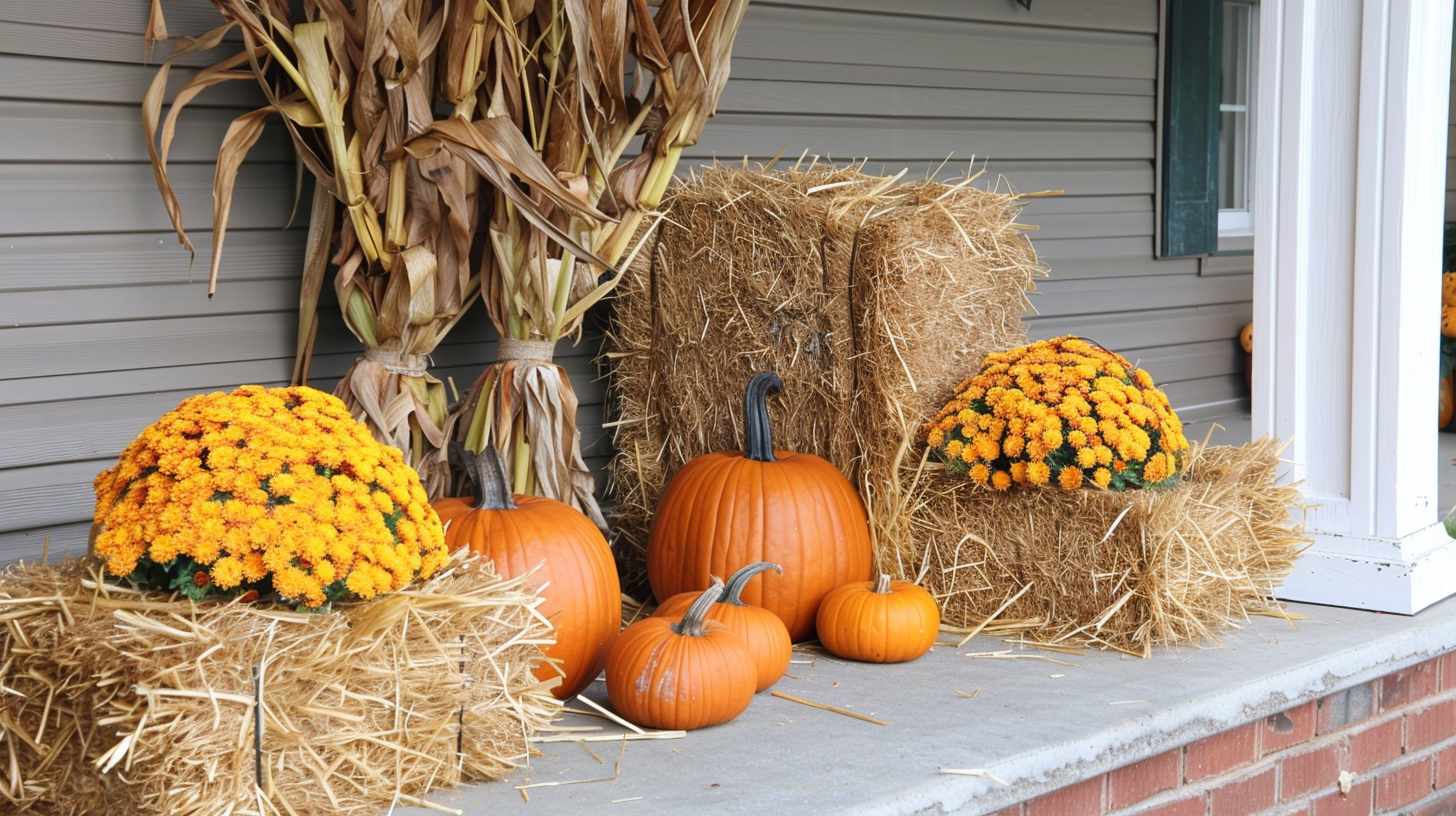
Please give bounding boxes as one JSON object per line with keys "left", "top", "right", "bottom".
{"left": 143, "top": 0, "right": 749, "bottom": 517}
{"left": 444, "top": 0, "right": 751, "bottom": 523}
{"left": 135, "top": 3, "right": 578, "bottom": 499}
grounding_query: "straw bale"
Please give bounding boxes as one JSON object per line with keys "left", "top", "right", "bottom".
{"left": 896, "top": 437, "right": 1305, "bottom": 654}
{"left": 0, "top": 552, "right": 557, "bottom": 815}
{"left": 605, "top": 163, "right": 1042, "bottom": 591}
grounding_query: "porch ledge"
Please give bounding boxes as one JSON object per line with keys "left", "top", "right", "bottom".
{"left": 403, "top": 593, "right": 1456, "bottom": 815}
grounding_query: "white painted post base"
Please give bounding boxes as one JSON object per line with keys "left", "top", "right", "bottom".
{"left": 1254, "top": 0, "right": 1456, "bottom": 614}
{"left": 1277, "top": 525, "right": 1456, "bottom": 615}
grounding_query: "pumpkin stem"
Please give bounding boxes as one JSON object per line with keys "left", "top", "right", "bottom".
{"left": 873, "top": 574, "right": 892, "bottom": 594}
{"left": 671, "top": 578, "right": 726, "bottom": 637}
{"left": 452, "top": 441, "right": 518, "bottom": 512}
{"left": 722, "top": 562, "right": 781, "bottom": 606}
{"left": 743, "top": 372, "right": 783, "bottom": 463}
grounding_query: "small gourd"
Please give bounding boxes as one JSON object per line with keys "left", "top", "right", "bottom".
{"left": 606, "top": 579, "right": 758, "bottom": 731}
{"left": 816, "top": 575, "right": 940, "bottom": 664}
{"left": 652, "top": 562, "right": 793, "bottom": 692}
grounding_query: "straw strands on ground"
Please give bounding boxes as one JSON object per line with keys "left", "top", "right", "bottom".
{"left": 0, "top": 552, "right": 558, "bottom": 815}
{"left": 900, "top": 437, "right": 1305, "bottom": 654}
{"left": 604, "top": 162, "right": 1043, "bottom": 592}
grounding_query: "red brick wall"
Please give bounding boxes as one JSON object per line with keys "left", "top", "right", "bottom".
{"left": 996, "top": 652, "right": 1456, "bottom": 816}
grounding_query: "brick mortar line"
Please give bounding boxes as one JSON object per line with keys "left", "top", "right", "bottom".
{"left": 1015, "top": 667, "right": 1456, "bottom": 816}
{"left": 1100, "top": 726, "right": 1456, "bottom": 816}
{"left": 1380, "top": 781, "right": 1456, "bottom": 816}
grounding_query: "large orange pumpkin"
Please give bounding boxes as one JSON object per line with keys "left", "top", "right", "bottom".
{"left": 436, "top": 445, "right": 620, "bottom": 700}
{"left": 647, "top": 372, "right": 874, "bottom": 642}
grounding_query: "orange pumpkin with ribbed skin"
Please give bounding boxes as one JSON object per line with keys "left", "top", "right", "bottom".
{"left": 647, "top": 372, "right": 874, "bottom": 643}
{"left": 653, "top": 562, "right": 792, "bottom": 692}
{"left": 436, "top": 445, "right": 619, "bottom": 700}
{"left": 1441, "top": 374, "right": 1454, "bottom": 429}
{"left": 607, "top": 579, "right": 757, "bottom": 730}
{"left": 816, "top": 575, "right": 940, "bottom": 664}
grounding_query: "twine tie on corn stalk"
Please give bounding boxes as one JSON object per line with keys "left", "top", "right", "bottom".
{"left": 364, "top": 347, "right": 430, "bottom": 377}
{"left": 496, "top": 338, "right": 555, "bottom": 363}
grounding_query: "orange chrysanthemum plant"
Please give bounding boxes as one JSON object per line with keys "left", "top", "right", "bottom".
{"left": 925, "top": 337, "right": 1190, "bottom": 491}
{"left": 92, "top": 385, "right": 450, "bottom": 608}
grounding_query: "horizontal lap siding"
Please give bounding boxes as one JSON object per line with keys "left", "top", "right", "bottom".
{"left": 0, "top": 0, "right": 565, "bottom": 561}
{"left": 2, "top": 0, "right": 1246, "bottom": 560}
{"left": 690, "top": 1, "right": 1249, "bottom": 421}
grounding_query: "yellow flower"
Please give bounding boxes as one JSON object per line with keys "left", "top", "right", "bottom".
{"left": 928, "top": 337, "right": 1183, "bottom": 492}
{"left": 974, "top": 434, "right": 1000, "bottom": 460}
{"left": 91, "top": 385, "right": 447, "bottom": 607}
{"left": 211, "top": 556, "right": 245, "bottom": 589}
{"left": 1003, "top": 434, "right": 1025, "bottom": 458}
{"left": 991, "top": 471, "right": 1012, "bottom": 490}
{"left": 945, "top": 439, "right": 965, "bottom": 459}
{"left": 1093, "top": 467, "right": 1112, "bottom": 488}
{"left": 1143, "top": 452, "right": 1170, "bottom": 484}
{"left": 1058, "top": 467, "right": 1083, "bottom": 490}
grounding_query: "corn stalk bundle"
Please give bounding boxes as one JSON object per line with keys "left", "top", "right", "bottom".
{"left": 143, "top": 0, "right": 749, "bottom": 519}
{"left": 446, "top": 0, "right": 750, "bottom": 524}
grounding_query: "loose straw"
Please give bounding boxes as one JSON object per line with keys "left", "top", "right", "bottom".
{"left": 770, "top": 692, "right": 890, "bottom": 726}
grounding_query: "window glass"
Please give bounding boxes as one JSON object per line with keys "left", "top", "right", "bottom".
{"left": 1219, "top": 1, "right": 1257, "bottom": 235}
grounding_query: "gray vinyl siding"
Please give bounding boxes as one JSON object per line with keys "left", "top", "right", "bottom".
{"left": 0, "top": 1, "right": 610, "bottom": 561}
{"left": 691, "top": 0, "right": 1250, "bottom": 421}
{"left": 1, "top": 0, "right": 1244, "bottom": 562}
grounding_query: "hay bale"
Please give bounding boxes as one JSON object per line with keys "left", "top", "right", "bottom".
{"left": 898, "top": 437, "right": 1305, "bottom": 654}
{"left": 0, "top": 552, "right": 557, "bottom": 815}
{"left": 605, "top": 163, "right": 1042, "bottom": 591}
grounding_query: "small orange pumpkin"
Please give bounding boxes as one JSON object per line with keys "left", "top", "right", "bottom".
{"left": 1441, "top": 374, "right": 1454, "bottom": 429}
{"left": 653, "top": 562, "right": 793, "bottom": 692}
{"left": 816, "top": 575, "right": 941, "bottom": 664}
{"left": 1443, "top": 271, "right": 1456, "bottom": 307}
{"left": 647, "top": 372, "right": 874, "bottom": 642}
{"left": 435, "top": 444, "right": 620, "bottom": 700}
{"left": 606, "top": 578, "right": 758, "bottom": 731}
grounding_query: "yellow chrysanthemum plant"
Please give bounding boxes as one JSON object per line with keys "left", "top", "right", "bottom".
{"left": 92, "top": 385, "right": 449, "bottom": 608}
{"left": 925, "top": 337, "right": 1191, "bottom": 491}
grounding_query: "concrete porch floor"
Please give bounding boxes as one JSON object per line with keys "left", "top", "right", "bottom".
{"left": 397, "top": 419, "right": 1456, "bottom": 816}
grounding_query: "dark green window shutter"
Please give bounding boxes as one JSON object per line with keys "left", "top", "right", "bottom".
{"left": 1160, "top": 0, "right": 1221, "bottom": 258}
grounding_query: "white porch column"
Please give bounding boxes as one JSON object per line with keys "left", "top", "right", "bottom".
{"left": 1255, "top": 0, "right": 1455, "bottom": 613}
